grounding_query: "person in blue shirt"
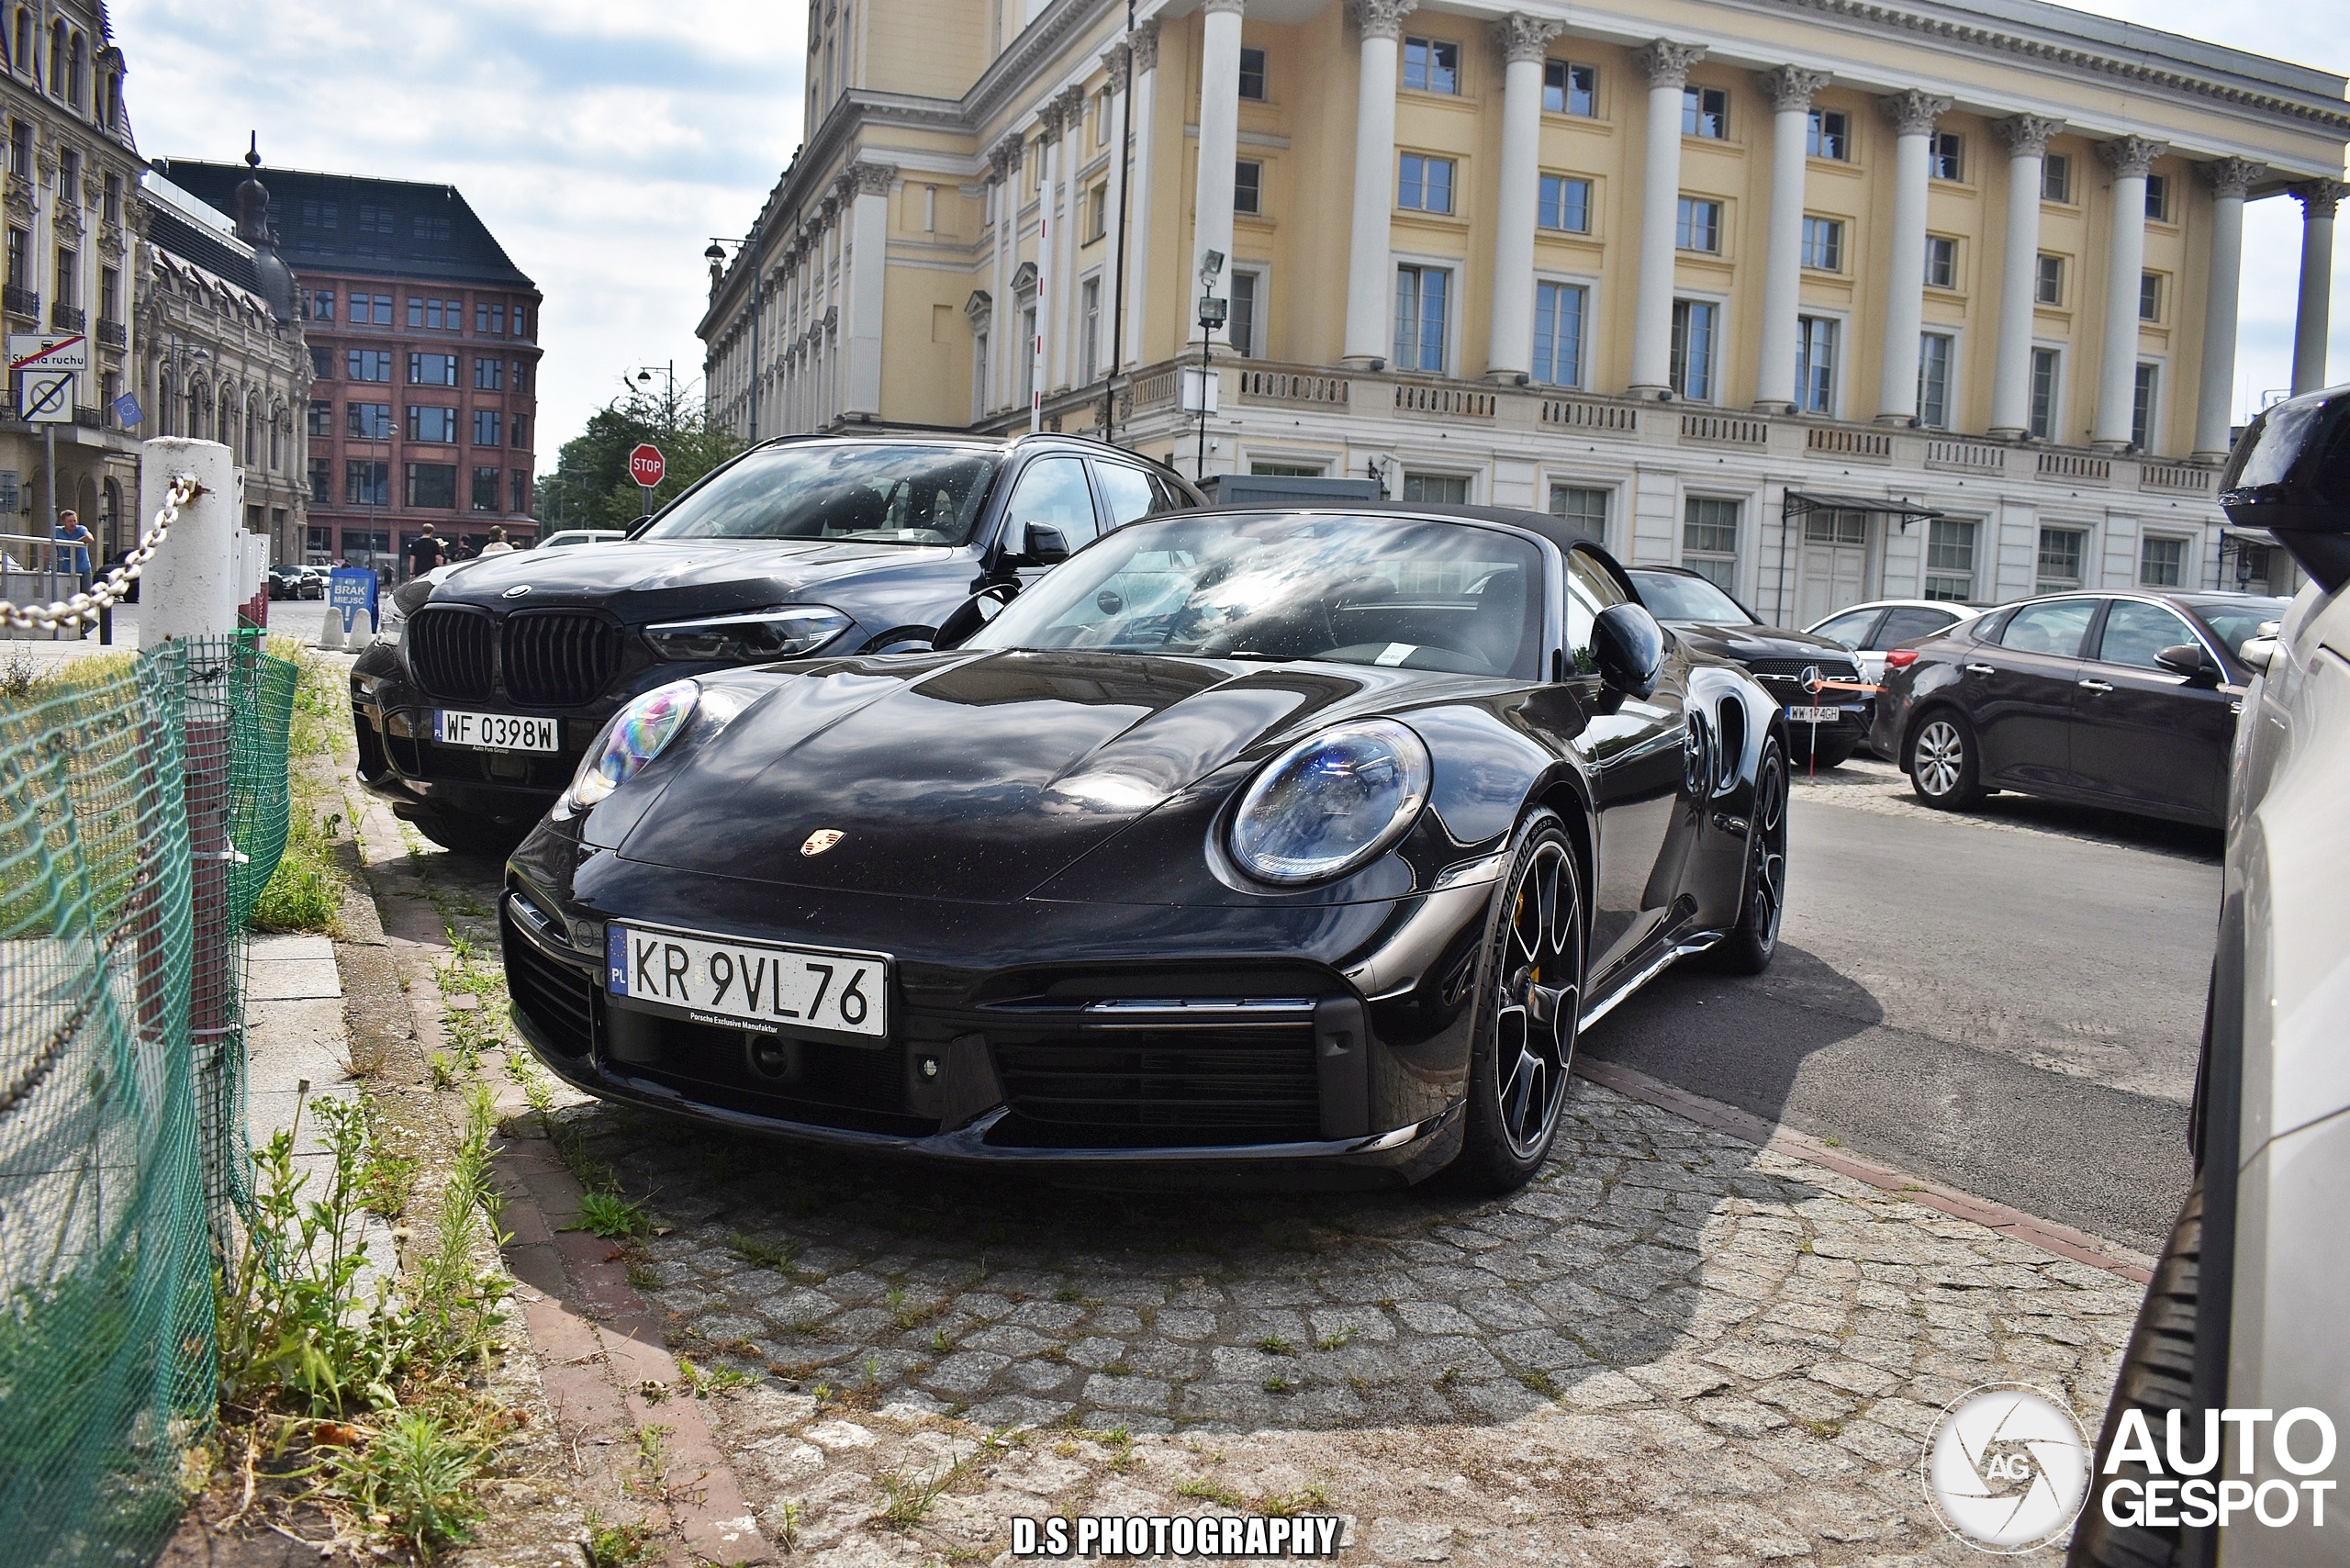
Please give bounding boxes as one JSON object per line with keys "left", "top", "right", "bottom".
{"left": 53, "top": 510, "right": 93, "bottom": 579}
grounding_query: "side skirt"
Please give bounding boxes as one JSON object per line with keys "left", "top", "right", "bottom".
{"left": 1580, "top": 930, "right": 1725, "bottom": 1030}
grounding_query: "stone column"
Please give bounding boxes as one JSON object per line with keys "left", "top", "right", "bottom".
{"left": 2093, "top": 136, "right": 2166, "bottom": 449}
{"left": 1485, "top": 14, "right": 1563, "bottom": 383}
{"left": 1193, "top": 0, "right": 1247, "bottom": 355}
{"left": 1030, "top": 107, "right": 1060, "bottom": 428}
{"left": 1988, "top": 115, "right": 2063, "bottom": 439}
{"left": 1629, "top": 40, "right": 1707, "bottom": 397}
{"left": 1124, "top": 20, "right": 1159, "bottom": 367}
{"left": 1101, "top": 43, "right": 1132, "bottom": 378}
{"left": 1753, "top": 66, "right": 1828, "bottom": 411}
{"left": 1874, "top": 89, "right": 1949, "bottom": 423}
{"left": 1342, "top": 0, "right": 1416, "bottom": 366}
{"left": 2291, "top": 180, "right": 2344, "bottom": 395}
{"left": 1051, "top": 84, "right": 1086, "bottom": 389}
{"left": 986, "top": 138, "right": 1019, "bottom": 413}
{"left": 2194, "top": 158, "right": 2265, "bottom": 460}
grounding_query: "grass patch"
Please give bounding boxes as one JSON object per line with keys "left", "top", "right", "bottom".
{"left": 574, "top": 1191, "right": 653, "bottom": 1239}
{"left": 1256, "top": 1335, "right": 1295, "bottom": 1356}
{"left": 726, "top": 1231, "right": 802, "bottom": 1272}
{"left": 582, "top": 1508, "right": 662, "bottom": 1568}
{"left": 251, "top": 642, "right": 352, "bottom": 935}
{"left": 1256, "top": 1480, "right": 1335, "bottom": 1517}
{"left": 1176, "top": 1475, "right": 1248, "bottom": 1509}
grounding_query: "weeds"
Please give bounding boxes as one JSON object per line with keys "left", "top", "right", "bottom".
{"left": 1262, "top": 1374, "right": 1293, "bottom": 1395}
{"left": 1257, "top": 1480, "right": 1335, "bottom": 1517}
{"left": 1256, "top": 1335, "right": 1295, "bottom": 1356}
{"left": 875, "top": 1430, "right": 1009, "bottom": 1530}
{"left": 726, "top": 1230, "right": 801, "bottom": 1272}
{"left": 576, "top": 1191, "right": 653, "bottom": 1239}
{"left": 582, "top": 1508, "right": 662, "bottom": 1568}
{"left": 1176, "top": 1475, "right": 1248, "bottom": 1508}
{"left": 252, "top": 644, "right": 352, "bottom": 935}
{"left": 887, "top": 1286, "right": 944, "bottom": 1330}
{"left": 326, "top": 1408, "right": 489, "bottom": 1560}
{"left": 1315, "top": 1327, "right": 1357, "bottom": 1351}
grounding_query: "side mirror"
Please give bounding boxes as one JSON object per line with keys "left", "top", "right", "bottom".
{"left": 623, "top": 514, "right": 656, "bottom": 540}
{"left": 1023, "top": 522, "right": 1070, "bottom": 566}
{"left": 2238, "top": 637, "right": 2278, "bottom": 676}
{"left": 1592, "top": 602, "right": 1664, "bottom": 700}
{"left": 2155, "top": 644, "right": 2221, "bottom": 686}
{"left": 932, "top": 582, "right": 1019, "bottom": 650}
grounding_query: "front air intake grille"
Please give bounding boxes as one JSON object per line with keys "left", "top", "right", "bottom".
{"left": 502, "top": 613, "right": 623, "bottom": 708}
{"left": 1746, "top": 655, "right": 1861, "bottom": 684}
{"left": 407, "top": 608, "right": 496, "bottom": 701}
{"left": 988, "top": 1005, "right": 1323, "bottom": 1148}
{"left": 502, "top": 909, "right": 595, "bottom": 1058}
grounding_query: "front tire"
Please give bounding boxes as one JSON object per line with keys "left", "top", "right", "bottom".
{"left": 1708, "top": 736, "right": 1787, "bottom": 975}
{"left": 1449, "top": 813, "right": 1585, "bottom": 1194}
{"left": 1908, "top": 710, "right": 1984, "bottom": 810}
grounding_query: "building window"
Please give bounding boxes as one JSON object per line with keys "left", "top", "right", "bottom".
{"left": 1800, "top": 216, "right": 1841, "bottom": 271}
{"left": 7, "top": 119, "right": 29, "bottom": 179}
{"left": 1795, "top": 316, "right": 1838, "bottom": 414}
{"left": 1531, "top": 281, "right": 1585, "bottom": 386}
{"left": 511, "top": 470, "right": 531, "bottom": 515}
{"left": 1080, "top": 278, "right": 1101, "bottom": 382}
{"left": 472, "top": 466, "right": 501, "bottom": 511}
{"left": 347, "top": 402, "right": 391, "bottom": 440}
{"left": 2042, "top": 153, "right": 2071, "bottom": 203}
{"left": 1930, "top": 131, "right": 1964, "bottom": 181}
{"left": 1807, "top": 109, "right": 1849, "bottom": 160}
{"left": 411, "top": 212, "right": 451, "bottom": 243}
{"left": 1228, "top": 270, "right": 1259, "bottom": 359}
{"left": 476, "top": 301, "right": 507, "bottom": 335}
{"left": 1550, "top": 485, "right": 1608, "bottom": 541}
{"left": 474, "top": 409, "right": 503, "bottom": 446}
{"left": 1683, "top": 497, "right": 1740, "bottom": 591}
{"left": 406, "top": 463, "right": 458, "bottom": 510}
{"left": 473, "top": 356, "right": 504, "bottom": 390}
{"left": 2035, "top": 254, "right": 2064, "bottom": 306}
{"left": 1682, "top": 85, "right": 1727, "bottom": 139}
{"left": 510, "top": 415, "right": 528, "bottom": 448}
{"left": 308, "top": 459, "right": 331, "bottom": 505}
{"left": 3, "top": 225, "right": 21, "bottom": 290}
{"left": 358, "top": 294, "right": 391, "bottom": 325}
{"left": 1537, "top": 174, "right": 1589, "bottom": 233}
{"left": 1543, "top": 60, "right": 1595, "bottom": 117}
{"left": 58, "top": 148, "right": 79, "bottom": 198}
{"left": 309, "top": 287, "right": 335, "bottom": 321}
{"left": 408, "top": 353, "right": 459, "bottom": 386}
{"left": 347, "top": 349, "right": 392, "bottom": 382}
{"left": 1238, "top": 46, "right": 1266, "bottom": 101}
{"left": 512, "top": 359, "right": 533, "bottom": 393}
{"left": 2037, "top": 527, "right": 2086, "bottom": 592}
{"left": 52, "top": 248, "right": 75, "bottom": 308}
{"left": 2145, "top": 174, "right": 2170, "bottom": 222}
{"left": 1923, "top": 235, "right": 1956, "bottom": 289}
{"left": 345, "top": 460, "right": 390, "bottom": 507}
{"left": 1674, "top": 196, "right": 1721, "bottom": 253}
{"left": 1402, "top": 37, "right": 1459, "bottom": 95}
{"left": 2140, "top": 533, "right": 2187, "bottom": 588}
{"left": 1233, "top": 161, "right": 1260, "bottom": 218}
{"left": 102, "top": 171, "right": 119, "bottom": 226}
{"left": 2030, "top": 347, "right": 2060, "bottom": 441}
{"left": 1925, "top": 518, "right": 1977, "bottom": 600}
{"left": 1397, "top": 154, "right": 1453, "bottom": 214}
{"left": 1393, "top": 264, "right": 1448, "bottom": 373}
{"left": 310, "top": 346, "right": 334, "bottom": 379}
{"left": 1402, "top": 473, "right": 1469, "bottom": 504}
{"left": 1020, "top": 305, "right": 1036, "bottom": 401}
{"left": 407, "top": 405, "right": 459, "bottom": 443}
{"left": 1670, "top": 299, "right": 1718, "bottom": 401}
{"left": 2139, "top": 271, "right": 2162, "bottom": 322}
{"left": 2132, "top": 364, "right": 2158, "bottom": 450}
{"left": 308, "top": 399, "right": 332, "bottom": 437}
{"left": 300, "top": 198, "right": 339, "bottom": 231}
{"left": 1918, "top": 332, "right": 1953, "bottom": 429}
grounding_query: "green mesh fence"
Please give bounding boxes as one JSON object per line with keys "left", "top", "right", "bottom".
{"left": 0, "top": 633, "right": 295, "bottom": 1566}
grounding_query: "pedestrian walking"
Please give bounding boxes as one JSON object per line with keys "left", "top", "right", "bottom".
{"left": 406, "top": 532, "right": 442, "bottom": 581}
{"left": 476, "top": 525, "right": 514, "bottom": 557}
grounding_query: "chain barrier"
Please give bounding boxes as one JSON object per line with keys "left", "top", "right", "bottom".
{"left": 0, "top": 473, "right": 202, "bottom": 633}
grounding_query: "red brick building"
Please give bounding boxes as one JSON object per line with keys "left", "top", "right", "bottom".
{"left": 156, "top": 159, "right": 541, "bottom": 577}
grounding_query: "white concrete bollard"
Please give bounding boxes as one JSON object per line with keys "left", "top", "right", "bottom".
{"left": 138, "top": 438, "right": 241, "bottom": 646}
{"left": 319, "top": 600, "right": 344, "bottom": 649}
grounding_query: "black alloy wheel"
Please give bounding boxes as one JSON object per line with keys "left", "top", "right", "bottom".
{"left": 1450, "top": 813, "right": 1585, "bottom": 1193}
{"left": 1908, "top": 709, "right": 1984, "bottom": 809}
{"left": 1710, "top": 736, "right": 1786, "bottom": 975}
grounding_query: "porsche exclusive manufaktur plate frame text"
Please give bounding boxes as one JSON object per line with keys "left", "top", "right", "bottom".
{"left": 496, "top": 506, "right": 1793, "bottom": 1193}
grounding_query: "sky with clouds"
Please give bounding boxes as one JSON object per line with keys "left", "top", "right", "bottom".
{"left": 110, "top": 0, "right": 2344, "bottom": 453}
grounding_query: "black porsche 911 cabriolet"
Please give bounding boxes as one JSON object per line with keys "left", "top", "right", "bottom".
{"left": 499, "top": 508, "right": 1793, "bottom": 1192}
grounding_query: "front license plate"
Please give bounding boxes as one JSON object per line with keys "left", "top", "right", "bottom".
{"left": 607, "top": 924, "right": 888, "bottom": 1038}
{"left": 433, "top": 709, "right": 557, "bottom": 752}
{"left": 1785, "top": 705, "right": 1841, "bottom": 723}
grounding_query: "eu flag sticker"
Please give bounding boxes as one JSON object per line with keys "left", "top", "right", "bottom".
{"left": 608, "top": 926, "right": 629, "bottom": 994}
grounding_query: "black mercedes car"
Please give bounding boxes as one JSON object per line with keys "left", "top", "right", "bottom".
{"left": 352, "top": 433, "right": 1203, "bottom": 853}
{"left": 1869, "top": 588, "right": 2288, "bottom": 827}
{"left": 499, "top": 508, "right": 1793, "bottom": 1191}
{"left": 1626, "top": 567, "right": 1874, "bottom": 767}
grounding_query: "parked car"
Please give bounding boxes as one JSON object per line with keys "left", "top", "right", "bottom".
{"left": 535, "top": 529, "right": 627, "bottom": 549}
{"left": 1869, "top": 588, "right": 2288, "bottom": 828}
{"left": 265, "top": 564, "right": 306, "bottom": 599}
{"left": 501, "top": 507, "right": 1792, "bottom": 1189}
{"left": 297, "top": 566, "right": 329, "bottom": 599}
{"left": 352, "top": 433, "right": 1203, "bottom": 855}
{"left": 1804, "top": 599, "right": 1986, "bottom": 686}
{"left": 2071, "top": 384, "right": 2350, "bottom": 1565}
{"left": 1627, "top": 566, "right": 1874, "bottom": 768}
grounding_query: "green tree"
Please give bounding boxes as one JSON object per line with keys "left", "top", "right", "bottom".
{"left": 534, "top": 387, "right": 746, "bottom": 532}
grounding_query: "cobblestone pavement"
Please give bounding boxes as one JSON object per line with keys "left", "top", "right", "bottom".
{"left": 1793, "top": 755, "right": 2219, "bottom": 864}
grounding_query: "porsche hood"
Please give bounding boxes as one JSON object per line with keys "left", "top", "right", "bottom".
{"left": 612, "top": 651, "right": 1375, "bottom": 902}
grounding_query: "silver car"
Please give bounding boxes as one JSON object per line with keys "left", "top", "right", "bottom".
{"left": 2074, "top": 384, "right": 2350, "bottom": 1567}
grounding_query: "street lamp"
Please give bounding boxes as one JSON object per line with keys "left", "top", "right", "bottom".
{"left": 1192, "top": 251, "right": 1225, "bottom": 481}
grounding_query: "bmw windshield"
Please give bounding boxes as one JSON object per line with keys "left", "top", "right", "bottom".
{"left": 643, "top": 442, "right": 1001, "bottom": 546}
{"left": 966, "top": 513, "right": 1546, "bottom": 678}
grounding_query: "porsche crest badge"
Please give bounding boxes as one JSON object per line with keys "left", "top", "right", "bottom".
{"left": 800, "top": 829, "right": 845, "bottom": 857}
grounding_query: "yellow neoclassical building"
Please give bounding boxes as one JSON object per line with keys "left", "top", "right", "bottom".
{"left": 699, "top": 0, "right": 2348, "bottom": 618}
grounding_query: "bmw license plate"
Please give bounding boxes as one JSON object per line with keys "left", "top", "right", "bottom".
{"left": 433, "top": 710, "right": 557, "bottom": 752}
{"left": 607, "top": 923, "right": 888, "bottom": 1039}
{"left": 1785, "top": 705, "right": 1841, "bottom": 723}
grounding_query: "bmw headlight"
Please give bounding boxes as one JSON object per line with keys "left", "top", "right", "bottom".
{"left": 554, "top": 679, "right": 699, "bottom": 819}
{"left": 645, "top": 606, "right": 850, "bottom": 662}
{"left": 1227, "top": 719, "right": 1432, "bottom": 886}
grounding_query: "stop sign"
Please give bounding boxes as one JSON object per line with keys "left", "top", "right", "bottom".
{"left": 627, "top": 442, "right": 666, "bottom": 488}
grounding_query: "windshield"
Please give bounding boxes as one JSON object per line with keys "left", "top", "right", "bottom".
{"left": 1629, "top": 570, "right": 1758, "bottom": 625}
{"left": 966, "top": 513, "right": 1546, "bottom": 678}
{"left": 2192, "top": 597, "right": 2292, "bottom": 655}
{"left": 643, "top": 442, "right": 1001, "bottom": 545}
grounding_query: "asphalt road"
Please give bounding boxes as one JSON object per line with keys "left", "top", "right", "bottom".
{"left": 1583, "top": 776, "right": 2221, "bottom": 1256}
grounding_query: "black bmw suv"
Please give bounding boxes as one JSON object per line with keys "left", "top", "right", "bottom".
{"left": 352, "top": 432, "right": 1203, "bottom": 853}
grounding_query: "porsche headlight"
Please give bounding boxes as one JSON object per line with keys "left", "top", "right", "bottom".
{"left": 1227, "top": 720, "right": 1432, "bottom": 886}
{"left": 554, "top": 679, "right": 699, "bottom": 819}
{"left": 644, "top": 606, "right": 850, "bottom": 662}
